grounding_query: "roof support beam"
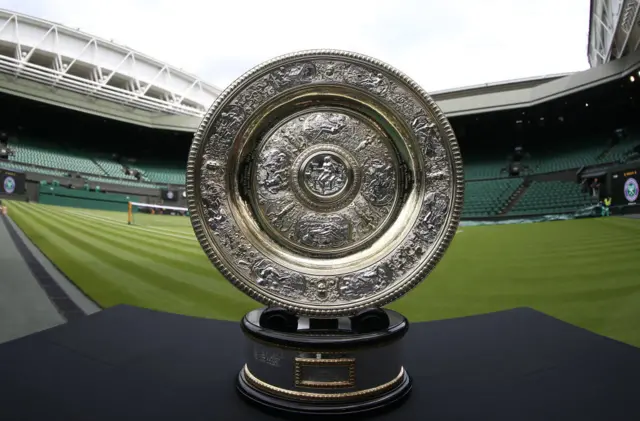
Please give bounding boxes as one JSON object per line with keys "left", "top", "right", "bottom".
{"left": 0, "top": 9, "right": 219, "bottom": 115}
{"left": 614, "top": 0, "right": 640, "bottom": 59}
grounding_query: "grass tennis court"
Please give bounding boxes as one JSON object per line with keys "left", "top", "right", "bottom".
{"left": 6, "top": 200, "right": 640, "bottom": 347}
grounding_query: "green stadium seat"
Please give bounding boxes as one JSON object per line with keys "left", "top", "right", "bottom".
{"left": 462, "top": 178, "right": 522, "bottom": 218}
{"left": 507, "top": 180, "right": 595, "bottom": 217}
{"left": 134, "top": 161, "right": 186, "bottom": 185}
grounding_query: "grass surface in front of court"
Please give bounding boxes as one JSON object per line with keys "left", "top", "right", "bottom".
{"left": 7, "top": 201, "right": 640, "bottom": 347}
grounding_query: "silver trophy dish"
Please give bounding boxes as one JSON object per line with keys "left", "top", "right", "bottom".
{"left": 186, "top": 50, "right": 464, "bottom": 416}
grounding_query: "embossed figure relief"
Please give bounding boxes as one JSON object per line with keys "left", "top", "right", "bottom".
{"left": 412, "top": 114, "right": 444, "bottom": 158}
{"left": 339, "top": 265, "right": 393, "bottom": 299}
{"left": 257, "top": 149, "right": 291, "bottom": 196}
{"left": 252, "top": 109, "right": 399, "bottom": 254}
{"left": 296, "top": 214, "right": 351, "bottom": 249}
{"left": 303, "top": 113, "right": 352, "bottom": 142}
{"left": 362, "top": 159, "right": 396, "bottom": 206}
{"left": 252, "top": 259, "right": 306, "bottom": 299}
{"left": 415, "top": 192, "right": 449, "bottom": 245}
{"left": 303, "top": 154, "right": 348, "bottom": 196}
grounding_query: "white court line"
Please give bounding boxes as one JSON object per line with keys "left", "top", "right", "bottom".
{"left": 62, "top": 209, "right": 196, "bottom": 241}
{"left": 68, "top": 211, "right": 189, "bottom": 235}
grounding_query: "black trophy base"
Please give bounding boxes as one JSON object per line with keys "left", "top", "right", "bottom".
{"left": 237, "top": 307, "right": 411, "bottom": 418}
{"left": 237, "top": 365, "right": 412, "bottom": 417}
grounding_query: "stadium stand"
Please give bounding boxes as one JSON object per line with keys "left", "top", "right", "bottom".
{"left": 462, "top": 158, "right": 506, "bottom": 181}
{"left": 507, "top": 180, "right": 596, "bottom": 217}
{"left": 462, "top": 178, "right": 522, "bottom": 218}
{"left": 526, "top": 139, "right": 605, "bottom": 174}
{"left": 1, "top": 43, "right": 639, "bottom": 222}
{"left": 134, "top": 162, "right": 187, "bottom": 185}
{"left": 0, "top": 125, "right": 631, "bottom": 220}
{"left": 596, "top": 135, "right": 640, "bottom": 164}
{"left": 2, "top": 136, "right": 169, "bottom": 189}
{"left": 9, "top": 138, "right": 105, "bottom": 176}
{"left": 0, "top": 160, "right": 67, "bottom": 177}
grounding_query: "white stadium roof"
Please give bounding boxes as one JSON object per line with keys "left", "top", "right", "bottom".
{"left": 0, "top": 9, "right": 221, "bottom": 130}
{"left": 1, "top": 5, "right": 639, "bottom": 132}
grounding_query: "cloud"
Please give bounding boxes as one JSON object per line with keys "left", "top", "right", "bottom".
{"left": 1, "top": 0, "right": 590, "bottom": 91}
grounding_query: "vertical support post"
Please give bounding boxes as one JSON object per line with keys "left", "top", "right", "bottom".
{"left": 127, "top": 201, "right": 132, "bottom": 225}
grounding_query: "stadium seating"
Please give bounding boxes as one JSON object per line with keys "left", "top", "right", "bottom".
{"left": 462, "top": 178, "right": 522, "bottom": 219}
{"left": 134, "top": 162, "right": 186, "bottom": 185}
{"left": 9, "top": 139, "right": 105, "bottom": 175}
{"left": 463, "top": 159, "right": 507, "bottom": 180}
{"left": 3, "top": 131, "right": 631, "bottom": 219}
{"left": 0, "top": 160, "right": 67, "bottom": 177}
{"left": 90, "top": 156, "right": 126, "bottom": 178}
{"left": 507, "top": 180, "right": 595, "bottom": 217}
{"left": 596, "top": 136, "right": 640, "bottom": 164}
{"left": 6, "top": 138, "right": 171, "bottom": 188}
{"left": 523, "top": 138, "right": 604, "bottom": 174}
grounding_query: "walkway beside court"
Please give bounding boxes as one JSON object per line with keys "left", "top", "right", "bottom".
{"left": 0, "top": 211, "right": 101, "bottom": 344}
{"left": 0, "top": 214, "right": 65, "bottom": 343}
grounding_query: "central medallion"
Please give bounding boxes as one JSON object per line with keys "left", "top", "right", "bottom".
{"left": 303, "top": 153, "right": 348, "bottom": 197}
{"left": 291, "top": 144, "right": 360, "bottom": 211}
{"left": 249, "top": 109, "right": 401, "bottom": 257}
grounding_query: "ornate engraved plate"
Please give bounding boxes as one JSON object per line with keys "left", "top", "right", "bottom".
{"left": 187, "top": 50, "right": 464, "bottom": 316}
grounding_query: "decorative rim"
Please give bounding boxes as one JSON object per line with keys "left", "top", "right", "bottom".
{"left": 186, "top": 49, "right": 464, "bottom": 316}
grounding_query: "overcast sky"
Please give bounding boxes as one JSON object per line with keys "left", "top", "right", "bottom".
{"left": 2, "top": 0, "right": 591, "bottom": 92}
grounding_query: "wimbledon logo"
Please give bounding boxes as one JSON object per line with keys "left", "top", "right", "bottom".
{"left": 3, "top": 176, "right": 15, "bottom": 194}
{"left": 624, "top": 177, "right": 639, "bottom": 203}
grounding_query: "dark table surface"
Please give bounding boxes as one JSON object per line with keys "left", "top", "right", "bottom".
{"left": 0, "top": 305, "right": 638, "bottom": 421}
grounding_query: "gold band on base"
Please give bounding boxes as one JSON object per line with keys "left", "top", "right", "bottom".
{"left": 242, "top": 364, "right": 406, "bottom": 402}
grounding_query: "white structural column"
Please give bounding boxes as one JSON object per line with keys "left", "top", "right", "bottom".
{"left": 0, "top": 9, "right": 221, "bottom": 117}
{"left": 588, "top": 0, "right": 640, "bottom": 67}
{"left": 589, "top": 0, "right": 623, "bottom": 67}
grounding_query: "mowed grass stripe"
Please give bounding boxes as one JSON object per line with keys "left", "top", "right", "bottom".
{"left": 8, "top": 201, "right": 640, "bottom": 345}
{"left": 55, "top": 208, "right": 207, "bottom": 258}
{"left": 39, "top": 204, "right": 235, "bottom": 285}
{"left": 389, "top": 216, "right": 640, "bottom": 346}
{"left": 34, "top": 202, "right": 194, "bottom": 237}
{"left": 62, "top": 208, "right": 197, "bottom": 242}
{"left": 42, "top": 204, "right": 201, "bottom": 256}
{"left": 7, "top": 202, "right": 199, "bottom": 311}
{"left": 10, "top": 202, "right": 258, "bottom": 319}
{"left": 22, "top": 202, "right": 248, "bottom": 300}
{"left": 71, "top": 207, "right": 194, "bottom": 233}
{"left": 84, "top": 210, "right": 194, "bottom": 238}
